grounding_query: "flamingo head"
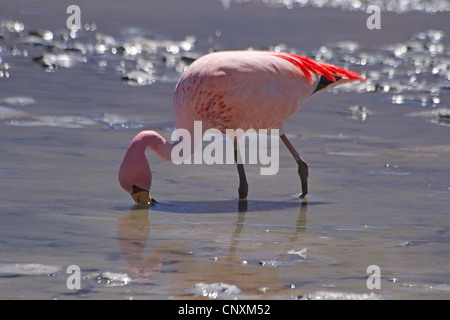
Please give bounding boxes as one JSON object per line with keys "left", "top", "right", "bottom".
{"left": 118, "top": 159, "right": 153, "bottom": 205}
{"left": 118, "top": 133, "right": 154, "bottom": 205}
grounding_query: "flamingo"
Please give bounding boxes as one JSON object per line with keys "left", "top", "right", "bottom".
{"left": 118, "top": 50, "right": 365, "bottom": 204}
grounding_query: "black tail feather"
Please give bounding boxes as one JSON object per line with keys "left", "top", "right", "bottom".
{"left": 313, "top": 75, "right": 342, "bottom": 94}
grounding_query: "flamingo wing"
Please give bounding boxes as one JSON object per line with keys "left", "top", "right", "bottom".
{"left": 174, "top": 51, "right": 326, "bottom": 132}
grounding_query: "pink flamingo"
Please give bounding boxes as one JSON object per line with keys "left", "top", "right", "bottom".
{"left": 119, "top": 50, "right": 365, "bottom": 204}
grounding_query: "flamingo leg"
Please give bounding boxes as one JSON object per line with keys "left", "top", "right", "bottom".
{"left": 280, "top": 134, "right": 309, "bottom": 198}
{"left": 234, "top": 148, "right": 248, "bottom": 200}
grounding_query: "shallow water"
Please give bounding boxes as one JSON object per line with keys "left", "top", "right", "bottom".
{"left": 0, "top": 0, "right": 449, "bottom": 299}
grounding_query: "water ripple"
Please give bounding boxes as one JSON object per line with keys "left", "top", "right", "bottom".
{"left": 1, "top": 13, "right": 448, "bottom": 128}
{"left": 224, "top": 0, "right": 449, "bottom": 14}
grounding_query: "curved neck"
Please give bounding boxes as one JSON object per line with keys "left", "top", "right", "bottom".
{"left": 119, "top": 130, "right": 179, "bottom": 195}
{"left": 131, "top": 130, "right": 175, "bottom": 162}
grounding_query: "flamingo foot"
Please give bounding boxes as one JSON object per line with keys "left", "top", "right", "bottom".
{"left": 297, "top": 161, "right": 308, "bottom": 199}
{"left": 299, "top": 182, "right": 308, "bottom": 199}
{"left": 238, "top": 184, "right": 248, "bottom": 200}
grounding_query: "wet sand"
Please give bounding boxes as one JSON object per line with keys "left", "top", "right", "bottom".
{"left": 0, "top": 0, "right": 449, "bottom": 299}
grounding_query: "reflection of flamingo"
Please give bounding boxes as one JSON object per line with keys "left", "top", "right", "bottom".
{"left": 119, "top": 51, "right": 365, "bottom": 203}
{"left": 117, "top": 209, "right": 163, "bottom": 283}
{"left": 117, "top": 200, "right": 308, "bottom": 297}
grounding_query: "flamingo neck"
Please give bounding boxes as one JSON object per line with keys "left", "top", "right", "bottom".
{"left": 132, "top": 130, "right": 175, "bottom": 162}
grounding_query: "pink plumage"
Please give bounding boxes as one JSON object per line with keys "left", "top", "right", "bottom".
{"left": 174, "top": 51, "right": 363, "bottom": 134}
{"left": 119, "top": 50, "right": 365, "bottom": 203}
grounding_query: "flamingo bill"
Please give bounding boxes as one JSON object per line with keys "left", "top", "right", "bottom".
{"left": 131, "top": 190, "right": 152, "bottom": 205}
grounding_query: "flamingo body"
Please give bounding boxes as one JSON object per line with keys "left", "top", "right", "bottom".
{"left": 174, "top": 51, "right": 314, "bottom": 133}
{"left": 119, "top": 50, "right": 365, "bottom": 203}
{"left": 174, "top": 51, "right": 362, "bottom": 134}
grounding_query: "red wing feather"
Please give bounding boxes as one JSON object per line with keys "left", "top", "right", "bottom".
{"left": 273, "top": 52, "right": 366, "bottom": 83}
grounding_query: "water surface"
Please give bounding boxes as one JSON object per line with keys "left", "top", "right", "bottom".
{"left": 0, "top": 0, "right": 449, "bottom": 299}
